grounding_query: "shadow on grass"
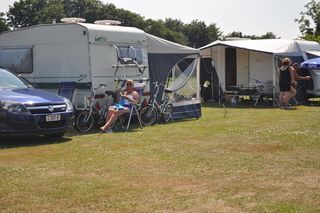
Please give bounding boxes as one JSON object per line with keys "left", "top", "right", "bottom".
{"left": 69, "top": 122, "right": 143, "bottom": 136}
{"left": 0, "top": 135, "right": 72, "bottom": 149}
{"left": 303, "top": 102, "right": 320, "bottom": 107}
{"left": 202, "top": 101, "right": 276, "bottom": 109}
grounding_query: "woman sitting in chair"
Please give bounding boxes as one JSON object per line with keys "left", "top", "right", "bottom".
{"left": 100, "top": 79, "right": 140, "bottom": 133}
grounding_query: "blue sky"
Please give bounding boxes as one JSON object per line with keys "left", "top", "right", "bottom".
{"left": 1, "top": 0, "right": 311, "bottom": 39}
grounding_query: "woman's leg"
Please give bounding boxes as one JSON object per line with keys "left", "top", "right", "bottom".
{"left": 103, "top": 110, "right": 128, "bottom": 129}
{"left": 279, "top": 91, "right": 284, "bottom": 107}
{"left": 100, "top": 108, "right": 130, "bottom": 131}
{"left": 291, "top": 86, "right": 296, "bottom": 97}
{"left": 284, "top": 91, "right": 291, "bottom": 108}
{"left": 100, "top": 108, "right": 116, "bottom": 130}
{"left": 105, "top": 107, "right": 115, "bottom": 122}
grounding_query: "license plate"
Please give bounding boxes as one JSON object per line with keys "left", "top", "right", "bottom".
{"left": 46, "top": 114, "right": 61, "bottom": 122}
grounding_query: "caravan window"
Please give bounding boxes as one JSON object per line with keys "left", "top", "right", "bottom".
{"left": 116, "top": 46, "right": 145, "bottom": 65}
{"left": 0, "top": 48, "right": 33, "bottom": 73}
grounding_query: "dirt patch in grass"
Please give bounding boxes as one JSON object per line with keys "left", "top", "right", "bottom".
{"left": 231, "top": 143, "right": 284, "bottom": 153}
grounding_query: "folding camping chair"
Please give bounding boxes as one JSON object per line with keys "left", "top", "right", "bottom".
{"left": 118, "top": 103, "right": 143, "bottom": 131}
{"left": 58, "top": 81, "right": 76, "bottom": 101}
{"left": 116, "top": 80, "right": 148, "bottom": 131}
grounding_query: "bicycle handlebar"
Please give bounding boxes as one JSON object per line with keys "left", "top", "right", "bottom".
{"left": 99, "top": 83, "right": 107, "bottom": 87}
{"left": 152, "top": 81, "right": 167, "bottom": 88}
{"left": 92, "top": 83, "right": 107, "bottom": 91}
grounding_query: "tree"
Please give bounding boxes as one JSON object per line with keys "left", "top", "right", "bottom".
{"left": 259, "top": 32, "right": 278, "bottom": 39}
{"left": 40, "top": 1, "right": 65, "bottom": 24}
{"left": 223, "top": 31, "right": 278, "bottom": 40}
{"left": 63, "top": 0, "right": 104, "bottom": 23}
{"left": 207, "top": 23, "right": 221, "bottom": 42}
{"left": 144, "top": 19, "right": 167, "bottom": 38}
{"left": 7, "top": 0, "right": 48, "bottom": 28}
{"left": 296, "top": 0, "right": 320, "bottom": 41}
{"left": 163, "top": 18, "right": 188, "bottom": 45}
{"left": 164, "top": 18, "right": 185, "bottom": 33}
{"left": 0, "top": 13, "right": 9, "bottom": 33}
{"left": 185, "top": 20, "right": 221, "bottom": 48}
{"left": 5, "top": 0, "right": 222, "bottom": 47}
{"left": 6, "top": 0, "right": 106, "bottom": 28}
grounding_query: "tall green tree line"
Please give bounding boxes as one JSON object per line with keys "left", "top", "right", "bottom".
{"left": 0, "top": 0, "right": 284, "bottom": 47}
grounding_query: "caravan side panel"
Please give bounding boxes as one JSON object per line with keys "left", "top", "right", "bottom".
{"left": 33, "top": 42, "right": 89, "bottom": 83}
{"left": 0, "top": 24, "right": 91, "bottom": 83}
{"left": 85, "top": 24, "right": 149, "bottom": 96}
{"left": 89, "top": 44, "right": 118, "bottom": 91}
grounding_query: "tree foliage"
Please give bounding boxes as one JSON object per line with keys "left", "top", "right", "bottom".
{"left": 185, "top": 20, "right": 222, "bottom": 48}
{"left": 3, "top": 0, "right": 279, "bottom": 46}
{"left": 296, "top": 0, "right": 320, "bottom": 42}
{"left": 259, "top": 32, "right": 279, "bottom": 39}
{"left": 4, "top": 0, "right": 222, "bottom": 46}
{"left": 223, "top": 31, "right": 278, "bottom": 40}
{"left": 0, "top": 13, "right": 9, "bottom": 33}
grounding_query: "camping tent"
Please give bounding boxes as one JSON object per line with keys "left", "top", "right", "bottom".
{"left": 301, "top": 57, "right": 320, "bottom": 69}
{"left": 146, "top": 33, "right": 199, "bottom": 85}
{"left": 301, "top": 57, "right": 320, "bottom": 98}
{"left": 199, "top": 39, "right": 320, "bottom": 104}
{"left": 146, "top": 33, "right": 201, "bottom": 119}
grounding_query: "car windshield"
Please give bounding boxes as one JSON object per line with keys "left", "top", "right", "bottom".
{"left": 0, "top": 68, "right": 31, "bottom": 89}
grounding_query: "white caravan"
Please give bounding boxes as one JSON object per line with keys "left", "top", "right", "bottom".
{"left": 0, "top": 23, "right": 150, "bottom": 110}
{"left": 0, "top": 22, "right": 201, "bottom": 120}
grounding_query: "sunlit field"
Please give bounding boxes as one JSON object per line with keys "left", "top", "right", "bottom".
{"left": 0, "top": 104, "right": 319, "bottom": 212}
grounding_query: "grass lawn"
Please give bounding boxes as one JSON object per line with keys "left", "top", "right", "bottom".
{"left": 0, "top": 104, "right": 319, "bottom": 212}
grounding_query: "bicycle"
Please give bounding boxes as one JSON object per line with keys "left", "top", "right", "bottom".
{"left": 75, "top": 83, "right": 110, "bottom": 132}
{"left": 140, "top": 81, "right": 173, "bottom": 126}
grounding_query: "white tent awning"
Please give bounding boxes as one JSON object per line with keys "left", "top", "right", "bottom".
{"left": 306, "top": 51, "right": 320, "bottom": 57}
{"left": 146, "top": 33, "right": 199, "bottom": 54}
{"left": 200, "top": 39, "right": 320, "bottom": 55}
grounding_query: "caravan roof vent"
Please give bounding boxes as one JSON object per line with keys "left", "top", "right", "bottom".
{"left": 94, "top": 20, "right": 121, "bottom": 25}
{"left": 61, "top": 17, "right": 86, "bottom": 23}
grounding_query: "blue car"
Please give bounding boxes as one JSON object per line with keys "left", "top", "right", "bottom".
{"left": 0, "top": 67, "right": 74, "bottom": 137}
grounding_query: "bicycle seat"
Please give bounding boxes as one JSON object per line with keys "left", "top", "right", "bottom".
{"left": 105, "top": 91, "right": 115, "bottom": 95}
{"left": 164, "top": 88, "right": 173, "bottom": 93}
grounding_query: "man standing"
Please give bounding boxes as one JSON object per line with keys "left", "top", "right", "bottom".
{"left": 291, "top": 63, "right": 312, "bottom": 103}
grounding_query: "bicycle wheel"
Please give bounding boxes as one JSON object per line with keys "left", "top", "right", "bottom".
{"left": 140, "top": 105, "right": 158, "bottom": 126}
{"left": 75, "top": 110, "right": 95, "bottom": 132}
{"left": 162, "top": 103, "right": 173, "bottom": 122}
{"left": 97, "top": 106, "right": 108, "bottom": 126}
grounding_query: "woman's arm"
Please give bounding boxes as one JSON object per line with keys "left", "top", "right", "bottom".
{"left": 121, "top": 91, "right": 140, "bottom": 104}
{"left": 289, "top": 66, "right": 296, "bottom": 84}
{"left": 131, "top": 91, "right": 140, "bottom": 104}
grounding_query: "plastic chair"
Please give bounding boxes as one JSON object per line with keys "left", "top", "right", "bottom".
{"left": 119, "top": 103, "right": 143, "bottom": 131}
{"left": 58, "top": 81, "right": 76, "bottom": 101}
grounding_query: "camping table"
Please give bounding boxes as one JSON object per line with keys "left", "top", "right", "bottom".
{"left": 228, "top": 85, "right": 264, "bottom": 106}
